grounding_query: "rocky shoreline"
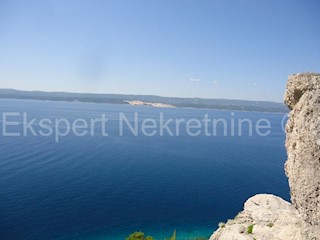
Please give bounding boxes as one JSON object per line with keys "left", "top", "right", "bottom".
{"left": 209, "top": 73, "right": 320, "bottom": 240}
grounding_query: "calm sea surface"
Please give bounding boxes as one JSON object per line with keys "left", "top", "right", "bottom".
{"left": 0, "top": 99, "right": 289, "bottom": 240}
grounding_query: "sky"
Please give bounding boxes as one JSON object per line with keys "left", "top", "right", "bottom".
{"left": 0, "top": 0, "right": 319, "bottom": 102}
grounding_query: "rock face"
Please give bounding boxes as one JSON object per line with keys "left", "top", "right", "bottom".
{"left": 209, "top": 73, "right": 320, "bottom": 240}
{"left": 209, "top": 194, "right": 304, "bottom": 240}
{"left": 285, "top": 73, "right": 320, "bottom": 227}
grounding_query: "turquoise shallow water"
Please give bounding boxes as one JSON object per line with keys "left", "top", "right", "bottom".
{"left": 0, "top": 99, "right": 289, "bottom": 240}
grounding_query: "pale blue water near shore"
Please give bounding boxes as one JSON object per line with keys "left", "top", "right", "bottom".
{"left": 0, "top": 99, "right": 289, "bottom": 240}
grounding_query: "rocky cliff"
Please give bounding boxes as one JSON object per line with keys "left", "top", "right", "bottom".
{"left": 209, "top": 73, "right": 320, "bottom": 240}
{"left": 285, "top": 73, "right": 320, "bottom": 227}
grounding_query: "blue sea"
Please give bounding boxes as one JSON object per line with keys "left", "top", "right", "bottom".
{"left": 0, "top": 99, "right": 289, "bottom": 240}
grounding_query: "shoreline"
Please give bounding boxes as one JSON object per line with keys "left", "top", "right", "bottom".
{"left": 0, "top": 97, "right": 288, "bottom": 114}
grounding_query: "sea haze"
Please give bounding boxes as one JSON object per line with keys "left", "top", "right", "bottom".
{"left": 0, "top": 99, "right": 289, "bottom": 240}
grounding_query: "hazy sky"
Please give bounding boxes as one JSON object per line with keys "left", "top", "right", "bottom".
{"left": 0, "top": 0, "right": 319, "bottom": 102}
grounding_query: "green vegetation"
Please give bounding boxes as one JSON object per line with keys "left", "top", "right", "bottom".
{"left": 169, "top": 229, "right": 176, "bottom": 240}
{"left": 218, "top": 222, "right": 226, "bottom": 228}
{"left": 247, "top": 224, "right": 254, "bottom": 234}
{"left": 126, "top": 230, "right": 208, "bottom": 240}
{"left": 126, "top": 231, "right": 154, "bottom": 240}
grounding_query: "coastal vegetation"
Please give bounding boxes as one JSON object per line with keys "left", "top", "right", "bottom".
{"left": 126, "top": 231, "right": 154, "bottom": 240}
{"left": 125, "top": 230, "right": 208, "bottom": 240}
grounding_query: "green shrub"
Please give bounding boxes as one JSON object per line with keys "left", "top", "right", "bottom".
{"left": 218, "top": 222, "right": 226, "bottom": 228}
{"left": 125, "top": 231, "right": 154, "bottom": 240}
{"left": 247, "top": 224, "right": 254, "bottom": 234}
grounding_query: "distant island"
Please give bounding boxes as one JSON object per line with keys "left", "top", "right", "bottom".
{"left": 0, "top": 89, "right": 288, "bottom": 113}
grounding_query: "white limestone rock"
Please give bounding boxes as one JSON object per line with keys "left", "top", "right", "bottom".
{"left": 209, "top": 194, "right": 305, "bottom": 240}
{"left": 284, "top": 73, "right": 320, "bottom": 227}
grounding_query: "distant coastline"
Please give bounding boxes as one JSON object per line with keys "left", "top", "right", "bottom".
{"left": 0, "top": 89, "right": 289, "bottom": 113}
{"left": 124, "top": 100, "right": 175, "bottom": 108}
